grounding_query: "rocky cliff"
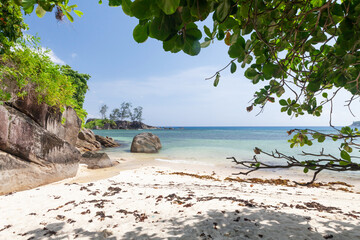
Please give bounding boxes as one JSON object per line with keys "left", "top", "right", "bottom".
{"left": 0, "top": 94, "right": 82, "bottom": 194}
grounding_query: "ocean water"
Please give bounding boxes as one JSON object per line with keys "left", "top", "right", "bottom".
{"left": 94, "top": 127, "right": 358, "bottom": 169}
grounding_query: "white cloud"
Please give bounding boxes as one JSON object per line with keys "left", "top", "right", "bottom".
{"left": 41, "top": 47, "right": 66, "bottom": 65}
{"left": 71, "top": 53, "right": 78, "bottom": 58}
{"left": 83, "top": 66, "right": 360, "bottom": 126}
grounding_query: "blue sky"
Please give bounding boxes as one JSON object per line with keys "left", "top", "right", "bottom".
{"left": 23, "top": 1, "right": 359, "bottom": 126}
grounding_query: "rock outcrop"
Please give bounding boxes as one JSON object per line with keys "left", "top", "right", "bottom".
{"left": 85, "top": 119, "right": 159, "bottom": 130}
{"left": 13, "top": 92, "right": 82, "bottom": 145}
{"left": 76, "top": 128, "right": 120, "bottom": 153}
{"left": 95, "top": 135, "right": 120, "bottom": 148}
{"left": 76, "top": 128, "right": 102, "bottom": 152}
{"left": 80, "top": 151, "right": 114, "bottom": 169}
{"left": 0, "top": 103, "right": 81, "bottom": 194}
{"left": 116, "top": 121, "right": 158, "bottom": 130}
{"left": 130, "top": 132, "right": 162, "bottom": 153}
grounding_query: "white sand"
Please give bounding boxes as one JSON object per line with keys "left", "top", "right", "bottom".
{"left": 0, "top": 161, "right": 360, "bottom": 240}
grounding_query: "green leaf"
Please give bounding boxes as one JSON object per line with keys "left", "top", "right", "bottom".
{"left": 131, "top": 0, "right": 152, "bottom": 19}
{"left": 215, "top": 0, "right": 232, "bottom": 22}
{"left": 311, "top": 0, "right": 325, "bottom": 8}
{"left": 204, "top": 26, "right": 211, "bottom": 38}
{"left": 109, "top": 0, "right": 122, "bottom": 7}
{"left": 73, "top": 10, "right": 83, "bottom": 17}
{"left": 344, "top": 54, "right": 356, "bottom": 67}
{"left": 186, "top": 28, "right": 202, "bottom": 41}
{"left": 22, "top": 0, "right": 36, "bottom": 14}
{"left": 339, "top": 161, "right": 349, "bottom": 166}
{"left": 307, "top": 81, "right": 321, "bottom": 92}
{"left": 64, "top": 11, "right": 74, "bottom": 22}
{"left": 133, "top": 24, "right": 149, "bottom": 43}
{"left": 279, "top": 99, "right": 287, "bottom": 106}
{"left": 214, "top": 74, "right": 220, "bottom": 87}
{"left": 66, "top": 4, "right": 78, "bottom": 10}
{"left": 156, "top": 0, "right": 180, "bottom": 15}
{"left": 263, "top": 63, "right": 279, "bottom": 80}
{"left": 200, "top": 40, "right": 211, "bottom": 48}
{"left": 216, "top": 30, "right": 225, "bottom": 40}
{"left": 121, "top": 0, "right": 133, "bottom": 16}
{"left": 303, "top": 167, "right": 309, "bottom": 173}
{"left": 244, "top": 68, "right": 258, "bottom": 79}
{"left": 149, "top": 17, "right": 170, "bottom": 41}
{"left": 183, "top": 39, "right": 200, "bottom": 56}
{"left": 230, "top": 62, "right": 237, "bottom": 74}
{"left": 35, "top": 5, "right": 46, "bottom": 18}
{"left": 341, "top": 150, "right": 351, "bottom": 162}
{"left": 228, "top": 43, "right": 244, "bottom": 59}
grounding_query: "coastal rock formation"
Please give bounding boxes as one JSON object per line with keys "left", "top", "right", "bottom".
{"left": 76, "top": 128, "right": 102, "bottom": 152}
{"left": 13, "top": 92, "right": 82, "bottom": 145}
{"left": 116, "top": 121, "right": 158, "bottom": 130}
{"left": 85, "top": 119, "right": 159, "bottom": 130}
{"left": 130, "top": 132, "right": 162, "bottom": 153}
{"left": 80, "top": 151, "right": 114, "bottom": 169}
{"left": 0, "top": 104, "right": 81, "bottom": 194}
{"left": 95, "top": 135, "right": 120, "bottom": 148}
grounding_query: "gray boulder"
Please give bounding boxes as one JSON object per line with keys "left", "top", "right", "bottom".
{"left": 0, "top": 104, "right": 80, "bottom": 194}
{"left": 130, "top": 132, "right": 162, "bottom": 153}
{"left": 95, "top": 135, "right": 120, "bottom": 148}
{"left": 12, "top": 91, "right": 81, "bottom": 145}
{"left": 80, "top": 151, "right": 114, "bottom": 169}
{"left": 76, "top": 128, "right": 102, "bottom": 153}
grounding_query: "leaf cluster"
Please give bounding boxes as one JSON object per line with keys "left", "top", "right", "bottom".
{"left": 19, "top": 0, "right": 83, "bottom": 21}
{"left": 0, "top": 0, "right": 28, "bottom": 53}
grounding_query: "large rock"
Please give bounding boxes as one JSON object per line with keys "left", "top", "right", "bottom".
{"left": 130, "top": 132, "right": 162, "bottom": 153}
{"left": 95, "top": 135, "right": 120, "bottom": 148}
{"left": 80, "top": 151, "right": 114, "bottom": 169}
{"left": 76, "top": 128, "right": 102, "bottom": 153}
{"left": 13, "top": 91, "right": 82, "bottom": 145}
{"left": 0, "top": 104, "right": 80, "bottom": 194}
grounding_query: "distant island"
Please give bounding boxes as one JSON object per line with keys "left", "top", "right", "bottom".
{"left": 87, "top": 102, "right": 174, "bottom": 130}
{"left": 85, "top": 118, "right": 173, "bottom": 130}
{"left": 350, "top": 121, "right": 360, "bottom": 127}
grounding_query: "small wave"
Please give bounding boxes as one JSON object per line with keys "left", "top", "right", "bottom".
{"left": 155, "top": 158, "right": 215, "bottom": 166}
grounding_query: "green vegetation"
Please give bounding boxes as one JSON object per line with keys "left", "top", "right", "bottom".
{"left": 84, "top": 119, "right": 116, "bottom": 129}
{"left": 0, "top": 36, "right": 89, "bottom": 123}
{"left": 107, "top": 102, "right": 144, "bottom": 122}
{"left": 99, "top": 104, "right": 108, "bottom": 119}
{"left": 0, "top": 0, "right": 27, "bottom": 53}
{"left": 9, "top": 0, "right": 360, "bottom": 181}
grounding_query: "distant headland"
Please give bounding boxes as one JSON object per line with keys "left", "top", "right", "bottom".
{"left": 85, "top": 118, "right": 174, "bottom": 130}
{"left": 350, "top": 121, "right": 360, "bottom": 127}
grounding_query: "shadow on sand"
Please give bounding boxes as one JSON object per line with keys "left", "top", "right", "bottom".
{"left": 20, "top": 207, "right": 359, "bottom": 240}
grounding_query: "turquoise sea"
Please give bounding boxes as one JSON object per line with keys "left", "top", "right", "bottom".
{"left": 94, "top": 127, "right": 359, "bottom": 172}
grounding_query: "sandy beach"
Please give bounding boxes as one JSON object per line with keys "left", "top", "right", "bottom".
{"left": 1, "top": 159, "right": 359, "bottom": 240}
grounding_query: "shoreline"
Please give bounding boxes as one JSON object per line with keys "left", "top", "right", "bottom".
{"left": 62, "top": 157, "right": 360, "bottom": 189}
{"left": 1, "top": 158, "right": 359, "bottom": 239}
